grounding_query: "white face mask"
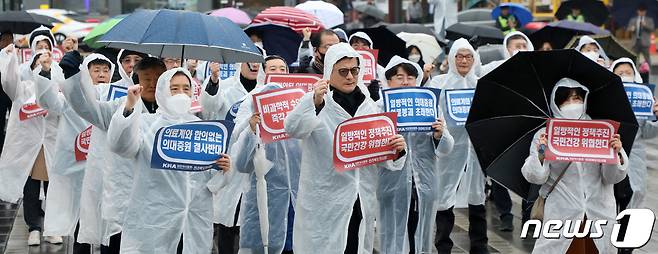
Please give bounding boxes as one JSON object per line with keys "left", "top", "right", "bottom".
{"left": 582, "top": 51, "right": 599, "bottom": 62}
{"left": 559, "top": 103, "right": 585, "bottom": 119}
{"left": 408, "top": 54, "right": 421, "bottom": 63}
{"left": 621, "top": 75, "right": 635, "bottom": 83}
{"left": 167, "top": 93, "right": 192, "bottom": 115}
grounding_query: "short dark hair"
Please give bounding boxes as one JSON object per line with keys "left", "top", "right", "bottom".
{"left": 349, "top": 37, "right": 371, "bottom": 47}
{"left": 88, "top": 58, "right": 112, "bottom": 70}
{"left": 385, "top": 63, "right": 418, "bottom": 81}
{"left": 506, "top": 34, "right": 527, "bottom": 46}
{"left": 262, "top": 55, "right": 287, "bottom": 69}
{"left": 311, "top": 29, "right": 338, "bottom": 48}
{"left": 554, "top": 87, "right": 586, "bottom": 107}
{"left": 172, "top": 71, "right": 192, "bottom": 86}
{"left": 134, "top": 57, "right": 166, "bottom": 72}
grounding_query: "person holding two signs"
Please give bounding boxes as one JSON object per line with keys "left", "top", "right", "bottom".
{"left": 377, "top": 55, "right": 455, "bottom": 254}
{"left": 284, "top": 43, "right": 407, "bottom": 253}
{"left": 609, "top": 58, "right": 658, "bottom": 210}
{"left": 428, "top": 38, "right": 490, "bottom": 254}
{"left": 107, "top": 68, "right": 231, "bottom": 253}
{"left": 522, "top": 78, "right": 628, "bottom": 253}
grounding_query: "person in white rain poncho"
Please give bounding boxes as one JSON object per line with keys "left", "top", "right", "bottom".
{"left": 18, "top": 26, "right": 64, "bottom": 83}
{"left": 0, "top": 43, "right": 61, "bottom": 246}
{"left": 106, "top": 68, "right": 231, "bottom": 253}
{"left": 34, "top": 53, "right": 114, "bottom": 249}
{"left": 59, "top": 54, "right": 167, "bottom": 250}
{"left": 428, "top": 38, "right": 489, "bottom": 254}
{"left": 575, "top": 35, "right": 610, "bottom": 67}
{"left": 231, "top": 60, "right": 301, "bottom": 252}
{"left": 284, "top": 43, "right": 407, "bottom": 254}
{"left": 348, "top": 32, "right": 385, "bottom": 98}
{"left": 201, "top": 58, "right": 262, "bottom": 254}
{"left": 610, "top": 58, "right": 658, "bottom": 210}
{"left": 479, "top": 31, "right": 534, "bottom": 77}
{"left": 114, "top": 49, "right": 146, "bottom": 88}
{"left": 522, "top": 78, "right": 628, "bottom": 253}
{"left": 377, "top": 56, "right": 454, "bottom": 254}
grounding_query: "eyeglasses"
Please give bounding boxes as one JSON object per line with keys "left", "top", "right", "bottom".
{"left": 336, "top": 67, "right": 360, "bottom": 77}
{"left": 455, "top": 54, "right": 474, "bottom": 61}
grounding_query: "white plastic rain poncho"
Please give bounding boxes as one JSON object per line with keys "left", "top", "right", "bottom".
{"left": 202, "top": 63, "right": 254, "bottom": 227}
{"left": 479, "top": 31, "right": 534, "bottom": 77}
{"left": 0, "top": 46, "right": 58, "bottom": 203}
{"left": 284, "top": 43, "right": 406, "bottom": 253}
{"left": 609, "top": 58, "right": 658, "bottom": 209}
{"left": 61, "top": 55, "right": 137, "bottom": 245}
{"left": 106, "top": 68, "right": 217, "bottom": 253}
{"left": 113, "top": 49, "right": 136, "bottom": 88}
{"left": 36, "top": 53, "right": 115, "bottom": 237}
{"left": 19, "top": 27, "right": 64, "bottom": 83}
{"left": 428, "top": 38, "right": 486, "bottom": 210}
{"left": 377, "top": 56, "right": 455, "bottom": 254}
{"left": 575, "top": 35, "right": 610, "bottom": 64}
{"left": 521, "top": 78, "right": 628, "bottom": 253}
{"left": 230, "top": 83, "right": 302, "bottom": 254}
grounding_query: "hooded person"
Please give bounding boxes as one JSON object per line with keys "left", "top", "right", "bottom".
{"left": 230, "top": 82, "right": 301, "bottom": 254}
{"left": 428, "top": 38, "right": 489, "bottom": 254}
{"left": 575, "top": 35, "right": 610, "bottom": 67}
{"left": 610, "top": 58, "right": 658, "bottom": 210}
{"left": 19, "top": 26, "right": 64, "bottom": 83}
{"left": 297, "top": 29, "right": 341, "bottom": 75}
{"left": 105, "top": 68, "right": 231, "bottom": 253}
{"left": 348, "top": 32, "right": 385, "bottom": 100}
{"left": 0, "top": 44, "right": 60, "bottom": 246}
{"left": 34, "top": 53, "right": 114, "bottom": 246}
{"left": 377, "top": 56, "right": 455, "bottom": 254}
{"left": 284, "top": 43, "right": 408, "bottom": 253}
{"left": 521, "top": 78, "right": 628, "bottom": 253}
{"left": 113, "top": 49, "right": 146, "bottom": 88}
{"left": 479, "top": 31, "right": 534, "bottom": 77}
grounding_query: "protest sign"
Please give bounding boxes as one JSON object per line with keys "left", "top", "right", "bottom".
{"left": 105, "top": 85, "right": 128, "bottom": 101}
{"left": 205, "top": 63, "right": 236, "bottom": 81}
{"left": 333, "top": 112, "right": 398, "bottom": 172}
{"left": 264, "top": 73, "right": 322, "bottom": 93}
{"left": 357, "top": 49, "right": 378, "bottom": 83}
{"left": 74, "top": 125, "right": 93, "bottom": 161}
{"left": 225, "top": 100, "right": 243, "bottom": 122}
{"left": 382, "top": 87, "right": 441, "bottom": 132}
{"left": 20, "top": 48, "right": 63, "bottom": 63}
{"left": 151, "top": 121, "right": 235, "bottom": 171}
{"left": 253, "top": 87, "right": 305, "bottom": 143}
{"left": 545, "top": 119, "right": 620, "bottom": 164}
{"left": 624, "top": 83, "right": 656, "bottom": 121}
{"left": 444, "top": 89, "right": 475, "bottom": 126}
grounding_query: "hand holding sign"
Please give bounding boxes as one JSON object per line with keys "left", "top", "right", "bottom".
{"left": 545, "top": 119, "right": 620, "bottom": 164}
{"left": 432, "top": 119, "right": 445, "bottom": 140}
{"left": 125, "top": 85, "right": 143, "bottom": 113}
{"left": 388, "top": 134, "right": 406, "bottom": 153}
{"left": 610, "top": 134, "right": 622, "bottom": 154}
{"left": 314, "top": 80, "right": 329, "bottom": 107}
{"left": 215, "top": 154, "right": 231, "bottom": 172}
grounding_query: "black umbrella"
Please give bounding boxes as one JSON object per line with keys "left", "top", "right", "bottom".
{"left": 385, "top": 23, "right": 435, "bottom": 37}
{"left": 529, "top": 20, "right": 609, "bottom": 50}
{"left": 466, "top": 49, "right": 638, "bottom": 199}
{"left": 0, "top": 11, "right": 58, "bottom": 34}
{"left": 446, "top": 23, "right": 504, "bottom": 46}
{"left": 349, "top": 26, "right": 408, "bottom": 66}
{"left": 565, "top": 35, "right": 637, "bottom": 61}
{"left": 555, "top": 0, "right": 610, "bottom": 26}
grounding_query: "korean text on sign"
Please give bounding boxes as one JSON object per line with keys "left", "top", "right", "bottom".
{"left": 357, "top": 49, "right": 379, "bottom": 83}
{"left": 382, "top": 87, "right": 441, "bottom": 132}
{"left": 445, "top": 89, "right": 475, "bottom": 127}
{"left": 264, "top": 73, "right": 322, "bottom": 93}
{"left": 545, "top": 119, "right": 620, "bottom": 164}
{"left": 253, "top": 87, "right": 306, "bottom": 143}
{"left": 151, "top": 121, "right": 235, "bottom": 171}
{"left": 624, "top": 83, "right": 656, "bottom": 120}
{"left": 333, "top": 112, "right": 399, "bottom": 172}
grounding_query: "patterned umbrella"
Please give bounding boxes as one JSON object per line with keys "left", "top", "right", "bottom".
{"left": 249, "top": 6, "right": 324, "bottom": 34}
